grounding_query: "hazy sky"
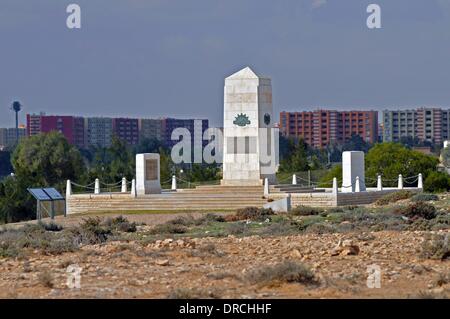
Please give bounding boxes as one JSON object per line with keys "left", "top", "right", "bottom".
{"left": 1, "top": 0, "right": 450, "bottom": 127}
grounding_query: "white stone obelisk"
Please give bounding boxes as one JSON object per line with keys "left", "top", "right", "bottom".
{"left": 221, "top": 67, "right": 278, "bottom": 186}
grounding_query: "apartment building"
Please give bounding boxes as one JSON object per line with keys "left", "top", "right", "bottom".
{"left": 0, "top": 127, "right": 26, "bottom": 148}
{"left": 26, "top": 114, "right": 86, "bottom": 148}
{"left": 112, "top": 118, "right": 139, "bottom": 146}
{"left": 280, "top": 110, "right": 378, "bottom": 148}
{"left": 85, "top": 117, "right": 113, "bottom": 148}
{"left": 383, "top": 108, "right": 450, "bottom": 144}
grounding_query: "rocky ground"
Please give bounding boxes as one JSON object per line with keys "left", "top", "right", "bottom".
{"left": 0, "top": 192, "right": 449, "bottom": 299}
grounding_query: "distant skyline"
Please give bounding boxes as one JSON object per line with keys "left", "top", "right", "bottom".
{"left": 2, "top": 0, "right": 450, "bottom": 127}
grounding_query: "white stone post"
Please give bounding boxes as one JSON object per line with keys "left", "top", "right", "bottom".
{"left": 332, "top": 177, "right": 338, "bottom": 194}
{"left": 377, "top": 175, "right": 383, "bottom": 191}
{"left": 398, "top": 174, "right": 403, "bottom": 190}
{"left": 131, "top": 179, "right": 137, "bottom": 198}
{"left": 355, "top": 176, "right": 361, "bottom": 193}
{"left": 66, "top": 180, "right": 72, "bottom": 198}
{"left": 94, "top": 178, "right": 100, "bottom": 194}
{"left": 418, "top": 173, "right": 423, "bottom": 189}
{"left": 342, "top": 151, "right": 366, "bottom": 193}
{"left": 171, "top": 175, "right": 177, "bottom": 190}
{"left": 121, "top": 177, "right": 127, "bottom": 193}
{"left": 264, "top": 178, "right": 269, "bottom": 197}
{"left": 292, "top": 174, "right": 297, "bottom": 185}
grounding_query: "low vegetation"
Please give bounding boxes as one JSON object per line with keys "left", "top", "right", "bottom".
{"left": 411, "top": 193, "right": 439, "bottom": 202}
{"left": 291, "top": 206, "right": 323, "bottom": 216}
{"left": 0, "top": 216, "right": 138, "bottom": 258}
{"left": 421, "top": 233, "right": 449, "bottom": 260}
{"left": 246, "top": 261, "right": 317, "bottom": 286}
{"left": 394, "top": 202, "right": 437, "bottom": 220}
{"left": 375, "top": 190, "right": 414, "bottom": 205}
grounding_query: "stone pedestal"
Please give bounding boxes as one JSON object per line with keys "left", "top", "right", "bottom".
{"left": 342, "top": 151, "right": 366, "bottom": 193}
{"left": 221, "top": 67, "right": 278, "bottom": 186}
{"left": 136, "top": 153, "right": 161, "bottom": 195}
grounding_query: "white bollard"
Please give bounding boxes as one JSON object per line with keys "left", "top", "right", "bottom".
{"left": 418, "top": 173, "right": 423, "bottom": 189}
{"left": 377, "top": 175, "right": 383, "bottom": 191}
{"left": 292, "top": 174, "right": 297, "bottom": 185}
{"left": 355, "top": 176, "right": 361, "bottom": 193}
{"left": 264, "top": 178, "right": 269, "bottom": 197}
{"left": 94, "top": 178, "right": 100, "bottom": 194}
{"left": 66, "top": 180, "right": 72, "bottom": 198}
{"left": 332, "top": 177, "right": 338, "bottom": 194}
{"left": 398, "top": 174, "right": 403, "bottom": 190}
{"left": 131, "top": 179, "right": 137, "bottom": 198}
{"left": 171, "top": 175, "right": 177, "bottom": 190}
{"left": 121, "top": 177, "right": 127, "bottom": 193}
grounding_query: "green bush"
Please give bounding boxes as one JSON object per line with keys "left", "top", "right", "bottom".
{"left": 70, "top": 217, "right": 112, "bottom": 245}
{"left": 0, "top": 223, "right": 78, "bottom": 258}
{"left": 149, "top": 223, "right": 187, "bottom": 235}
{"left": 103, "top": 216, "right": 137, "bottom": 233}
{"left": 424, "top": 172, "right": 450, "bottom": 193}
{"left": 421, "top": 233, "right": 449, "bottom": 260}
{"left": 411, "top": 193, "right": 439, "bottom": 202}
{"left": 375, "top": 190, "right": 414, "bottom": 205}
{"left": 246, "top": 261, "right": 317, "bottom": 285}
{"left": 233, "top": 207, "right": 274, "bottom": 222}
{"left": 291, "top": 206, "right": 323, "bottom": 216}
{"left": 394, "top": 202, "right": 437, "bottom": 220}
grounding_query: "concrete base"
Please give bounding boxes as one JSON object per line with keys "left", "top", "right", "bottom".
{"left": 220, "top": 179, "right": 263, "bottom": 186}
{"left": 263, "top": 196, "right": 291, "bottom": 213}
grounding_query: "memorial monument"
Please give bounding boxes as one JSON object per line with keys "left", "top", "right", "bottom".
{"left": 221, "top": 67, "right": 278, "bottom": 186}
{"left": 136, "top": 153, "right": 162, "bottom": 195}
{"left": 342, "top": 151, "right": 366, "bottom": 193}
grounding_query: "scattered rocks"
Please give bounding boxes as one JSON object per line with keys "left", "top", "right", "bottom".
{"left": 330, "top": 239, "right": 360, "bottom": 256}
{"left": 152, "top": 238, "right": 196, "bottom": 249}
{"left": 155, "top": 259, "right": 170, "bottom": 266}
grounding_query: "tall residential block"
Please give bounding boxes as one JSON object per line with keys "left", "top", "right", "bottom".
{"left": 112, "top": 118, "right": 139, "bottom": 145}
{"left": 26, "top": 114, "right": 86, "bottom": 148}
{"left": 85, "top": 117, "right": 113, "bottom": 148}
{"left": 139, "top": 119, "right": 164, "bottom": 142}
{"left": 383, "top": 108, "right": 450, "bottom": 144}
{"left": 162, "top": 118, "right": 209, "bottom": 149}
{"left": 280, "top": 110, "right": 378, "bottom": 148}
{"left": 0, "top": 127, "right": 26, "bottom": 148}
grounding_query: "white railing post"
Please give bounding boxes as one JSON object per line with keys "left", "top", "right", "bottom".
{"left": 355, "top": 176, "right": 361, "bottom": 193}
{"left": 377, "top": 175, "right": 383, "bottom": 191}
{"left": 171, "top": 175, "right": 177, "bottom": 190}
{"left": 66, "top": 180, "right": 72, "bottom": 197}
{"left": 131, "top": 179, "right": 137, "bottom": 198}
{"left": 121, "top": 177, "right": 127, "bottom": 193}
{"left": 292, "top": 174, "right": 297, "bottom": 185}
{"left": 398, "top": 174, "right": 403, "bottom": 190}
{"left": 332, "top": 177, "right": 338, "bottom": 194}
{"left": 418, "top": 173, "right": 423, "bottom": 190}
{"left": 264, "top": 178, "right": 269, "bottom": 197}
{"left": 94, "top": 178, "right": 100, "bottom": 194}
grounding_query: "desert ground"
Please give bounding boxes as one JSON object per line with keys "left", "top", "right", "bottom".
{"left": 0, "top": 191, "right": 448, "bottom": 299}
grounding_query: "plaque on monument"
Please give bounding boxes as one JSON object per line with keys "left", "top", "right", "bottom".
{"left": 145, "top": 159, "right": 158, "bottom": 181}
